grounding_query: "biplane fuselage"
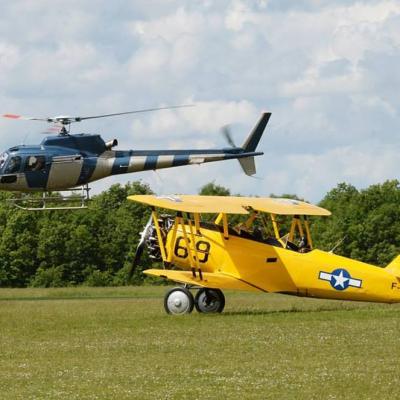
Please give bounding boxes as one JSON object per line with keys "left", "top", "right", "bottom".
{"left": 166, "top": 226, "right": 400, "bottom": 303}
{"left": 128, "top": 195, "right": 400, "bottom": 313}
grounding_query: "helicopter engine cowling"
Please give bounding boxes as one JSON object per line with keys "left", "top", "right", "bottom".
{"left": 105, "top": 139, "right": 118, "bottom": 150}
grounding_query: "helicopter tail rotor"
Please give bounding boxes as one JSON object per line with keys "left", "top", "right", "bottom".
{"left": 221, "top": 125, "right": 238, "bottom": 148}
{"left": 220, "top": 114, "right": 271, "bottom": 176}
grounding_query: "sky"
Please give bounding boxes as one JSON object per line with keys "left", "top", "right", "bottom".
{"left": 0, "top": 0, "right": 399, "bottom": 202}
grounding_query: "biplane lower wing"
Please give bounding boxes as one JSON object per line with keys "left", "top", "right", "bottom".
{"left": 144, "top": 269, "right": 264, "bottom": 292}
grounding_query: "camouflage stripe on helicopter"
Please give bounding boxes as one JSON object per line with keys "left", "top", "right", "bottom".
{"left": 1, "top": 149, "right": 261, "bottom": 191}
{"left": 88, "top": 151, "right": 238, "bottom": 183}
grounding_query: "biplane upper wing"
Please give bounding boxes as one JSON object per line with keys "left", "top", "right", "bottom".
{"left": 128, "top": 195, "right": 330, "bottom": 216}
{"left": 245, "top": 197, "right": 331, "bottom": 216}
{"left": 127, "top": 195, "right": 249, "bottom": 214}
{"left": 144, "top": 269, "right": 263, "bottom": 292}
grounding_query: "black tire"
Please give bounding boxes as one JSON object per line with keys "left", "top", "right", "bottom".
{"left": 194, "top": 288, "right": 225, "bottom": 313}
{"left": 164, "top": 287, "right": 194, "bottom": 315}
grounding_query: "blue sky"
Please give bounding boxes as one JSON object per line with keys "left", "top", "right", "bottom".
{"left": 1, "top": 0, "right": 399, "bottom": 202}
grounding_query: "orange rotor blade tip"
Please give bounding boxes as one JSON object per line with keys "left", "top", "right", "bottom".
{"left": 3, "top": 114, "right": 21, "bottom": 119}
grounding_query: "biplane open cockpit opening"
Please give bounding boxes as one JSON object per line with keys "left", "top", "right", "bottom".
{"left": 128, "top": 195, "right": 400, "bottom": 315}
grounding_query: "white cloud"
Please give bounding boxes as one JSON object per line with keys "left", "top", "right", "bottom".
{"left": 265, "top": 143, "right": 400, "bottom": 201}
{"left": 131, "top": 7, "right": 205, "bottom": 42}
{"left": 0, "top": 43, "right": 20, "bottom": 72}
{"left": 224, "top": 1, "right": 259, "bottom": 31}
{"left": 125, "top": 100, "right": 257, "bottom": 145}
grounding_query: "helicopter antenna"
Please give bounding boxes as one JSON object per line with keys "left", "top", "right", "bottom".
{"left": 22, "top": 132, "right": 30, "bottom": 145}
{"left": 2, "top": 104, "right": 194, "bottom": 136}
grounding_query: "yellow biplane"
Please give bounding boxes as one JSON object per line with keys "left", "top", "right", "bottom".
{"left": 127, "top": 194, "right": 400, "bottom": 314}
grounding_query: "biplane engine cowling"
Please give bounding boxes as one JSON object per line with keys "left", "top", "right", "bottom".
{"left": 147, "top": 233, "right": 162, "bottom": 261}
{"left": 105, "top": 139, "right": 118, "bottom": 150}
{"left": 146, "top": 215, "right": 174, "bottom": 262}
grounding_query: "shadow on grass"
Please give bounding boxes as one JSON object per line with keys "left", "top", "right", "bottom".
{"left": 0, "top": 295, "right": 158, "bottom": 302}
{"left": 220, "top": 305, "right": 379, "bottom": 317}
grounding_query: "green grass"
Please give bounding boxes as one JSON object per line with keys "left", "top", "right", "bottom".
{"left": 1, "top": 287, "right": 400, "bottom": 399}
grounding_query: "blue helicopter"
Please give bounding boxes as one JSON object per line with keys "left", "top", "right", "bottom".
{"left": 1, "top": 106, "right": 270, "bottom": 210}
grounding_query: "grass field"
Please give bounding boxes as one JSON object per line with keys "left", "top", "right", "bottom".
{"left": 1, "top": 287, "right": 400, "bottom": 400}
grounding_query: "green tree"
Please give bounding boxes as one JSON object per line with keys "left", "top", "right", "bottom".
{"left": 4, "top": 181, "right": 154, "bottom": 287}
{"left": 4, "top": 178, "right": 400, "bottom": 287}
{"left": 86, "top": 181, "right": 153, "bottom": 285}
{"left": 0, "top": 211, "right": 40, "bottom": 286}
{"left": 313, "top": 180, "right": 400, "bottom": 266}
{"left": 199, "top": 182, "right": 230, "bottom": 196}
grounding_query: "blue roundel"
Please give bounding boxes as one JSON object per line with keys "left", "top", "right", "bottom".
{"left": 329, "top": 268, "right": 351, "bottom": 291}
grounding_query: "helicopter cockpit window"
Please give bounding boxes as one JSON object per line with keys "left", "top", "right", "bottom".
{"left": 0, "top": 152, "right": 9, "bottom": 170}
{"left": 4, "top": 156, "right": 21, "bottom": 174}
{"left": 25, "top": 156, "right": 46, "bottom": 172}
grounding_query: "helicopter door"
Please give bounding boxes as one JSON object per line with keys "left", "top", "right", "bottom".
{"left": 47, "top": 155, "right": 83, "bottom": 190}
{"left": 23, "top": 155, "right": 48, "bottom": 189}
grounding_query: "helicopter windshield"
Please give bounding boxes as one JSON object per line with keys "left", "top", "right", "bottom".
{"left": 0, "top": 152, "right": 9, "bottom": 171}
{"left": 4, "top": 155, "right": 21, "bottom": 174}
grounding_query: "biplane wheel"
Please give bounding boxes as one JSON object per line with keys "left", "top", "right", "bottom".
{"left": 194, "top": 289, "right": 225, "bottom": 314}
{"left": 164, "top": 287, "right": 194, "bottom": 315}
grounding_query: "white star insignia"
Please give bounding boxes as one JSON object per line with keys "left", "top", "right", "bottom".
{"left": 333, "top": 270, "right": 349, "bottom": 288}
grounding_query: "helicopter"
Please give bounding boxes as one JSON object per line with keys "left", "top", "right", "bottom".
{"left": 0, "top": 107, "right": 271, "bottom": 210}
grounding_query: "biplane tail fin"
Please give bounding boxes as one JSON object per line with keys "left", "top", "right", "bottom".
{"left": 241, "top": 112, "right": 271, "bottom": 152}
{"left": 386, "top": 255, "right": 400, "bottom": 277}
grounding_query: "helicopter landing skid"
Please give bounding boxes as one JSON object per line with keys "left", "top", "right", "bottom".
{"left": 8, "top": 185, "right": 91, "bottom": 211}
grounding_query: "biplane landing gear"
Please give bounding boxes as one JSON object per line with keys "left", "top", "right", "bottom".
{"left": 194, "top": 288, "right": 225, "bottom": 314}
{"left": 164, "top": 287, "right": 194, "bottom": 315}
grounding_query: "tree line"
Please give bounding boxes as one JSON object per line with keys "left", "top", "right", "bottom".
{"left": 1, "top": 179, "right": 400, "bottom": 287}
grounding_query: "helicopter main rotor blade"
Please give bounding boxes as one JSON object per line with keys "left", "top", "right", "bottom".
{"left": 2, "top": 104, "right": 194, "bottom": 125}
{"left": 77, "top": 104, "right": 194, "bottom": 122}
{"left": 2, "top": 114, "right": 48, "bottom": 121}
